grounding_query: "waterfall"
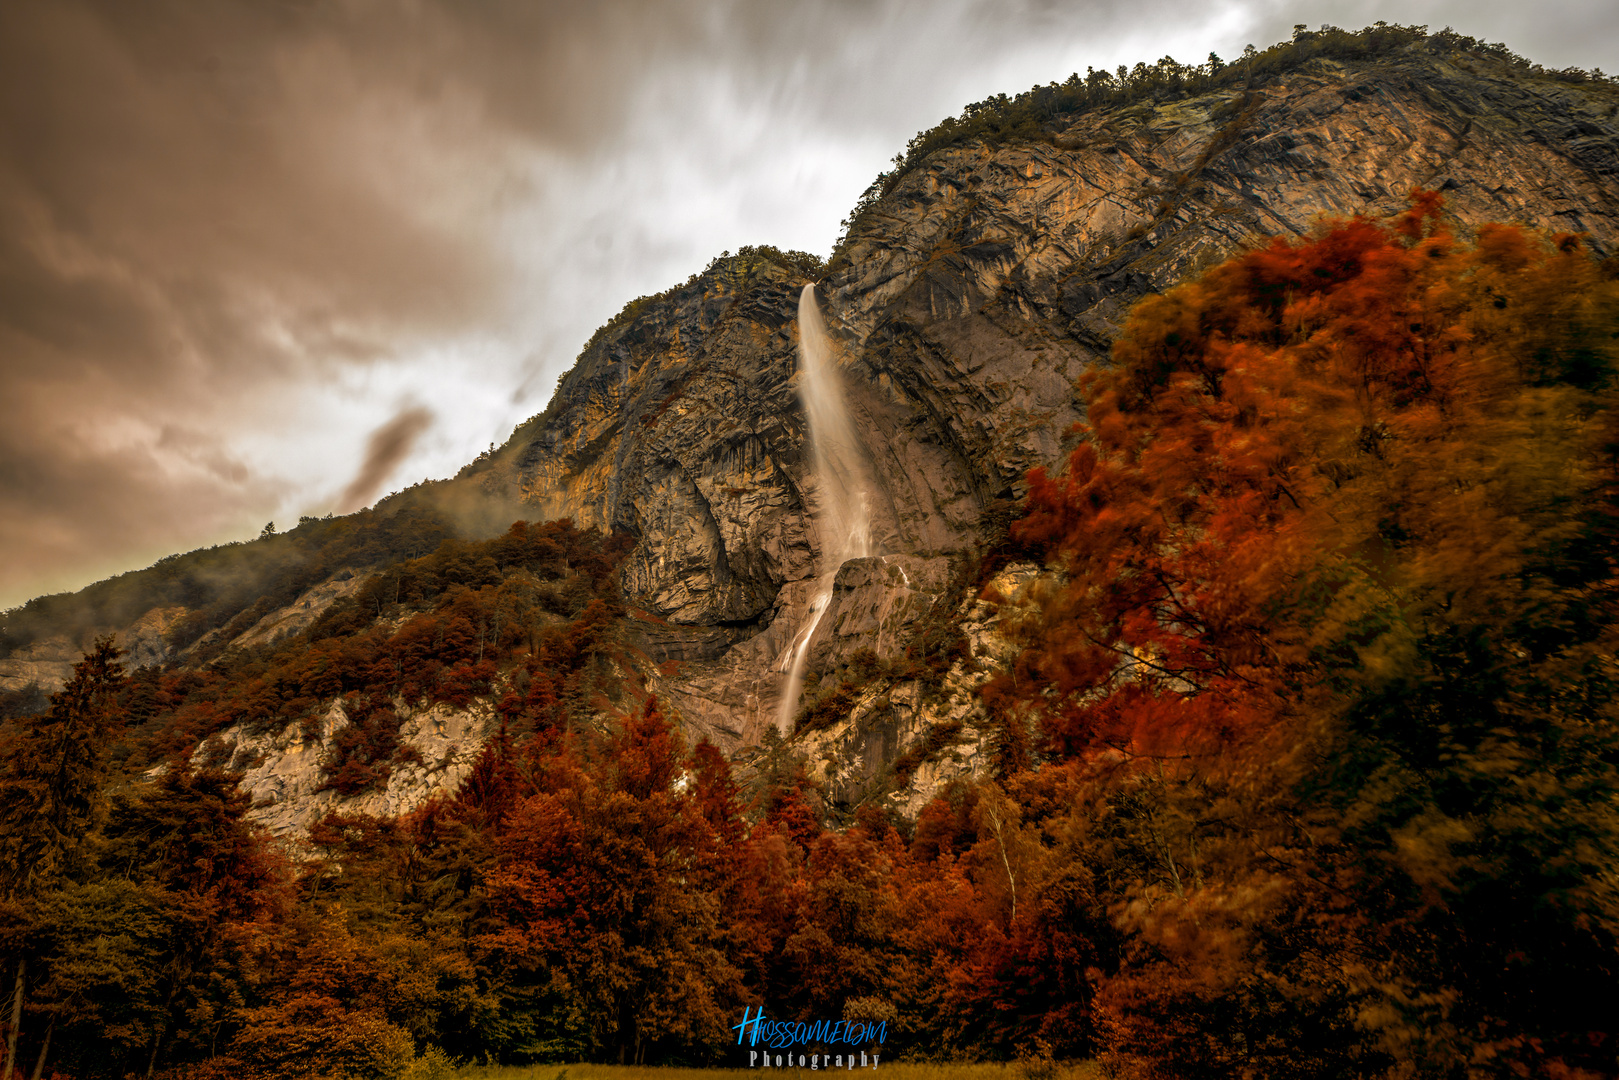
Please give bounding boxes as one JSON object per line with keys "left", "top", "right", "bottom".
{"left": 775, "top": 284, "right": 872, "bottom": 734}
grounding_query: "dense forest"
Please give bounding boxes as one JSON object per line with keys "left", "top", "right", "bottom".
{"left": 1, "top": 193, "right": 1614, "bottom": 1079}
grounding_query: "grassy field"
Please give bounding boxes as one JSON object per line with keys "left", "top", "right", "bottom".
{"left": 451, "top": 1062, "right": 1101, "bottom": 1080}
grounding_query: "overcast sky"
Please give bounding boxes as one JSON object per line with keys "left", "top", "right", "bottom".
{"left": 1, "top": 0, "right": 1614, "bottom": 610}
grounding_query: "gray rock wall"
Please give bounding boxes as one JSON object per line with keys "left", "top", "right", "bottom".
{"left": 184, "top": 698, "right": 493, "bottom": 838}
{"left": 473, "top": 46, "right": 1619, "bottom": 792}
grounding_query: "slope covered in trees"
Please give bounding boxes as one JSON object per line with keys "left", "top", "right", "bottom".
{"left": 991, "top": 193, "right": 1619, "bottom": 1076}
{"left": 0, "top": 195, "right": 1613, "bottom": 1078}
{"left": 0, "top": 503, "right": 463, "bottom": 671}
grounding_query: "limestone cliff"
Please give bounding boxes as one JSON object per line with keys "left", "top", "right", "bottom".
{"left": 452, "top": 40, "right": 1618, "bottom": 801}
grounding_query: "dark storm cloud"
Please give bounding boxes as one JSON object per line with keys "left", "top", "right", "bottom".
{"left": 338, "top": 406, "right": 435, "bottom": 514}
{"left": 1, "top": 0, "right": 1614, "bottom": 609}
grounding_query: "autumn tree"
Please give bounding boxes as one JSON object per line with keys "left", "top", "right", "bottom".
{"left": 998, "top": 195, "right": 1619, "bottom": 1077}
{"left": 284, "top": 805, "right": 496, "bottom": 1067}
{"left": 96, "top": 765, "right": 287, "bottom": 1074}
{"left": 481, "top": 697, "right": 736, "bottom": 1063}
{"left": 229, "top": 904, "right": 417, "bottom": 1080}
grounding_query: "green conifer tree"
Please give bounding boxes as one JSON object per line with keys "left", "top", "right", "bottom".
{"left": 0, "top": 637, "right": 124, "bottom": 1078}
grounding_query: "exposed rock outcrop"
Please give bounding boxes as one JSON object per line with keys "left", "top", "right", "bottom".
{"left": 188, "top": 698, "right": 493, "bottom": 838}
{"left": 227, "top": 574, "right": 366, "bottom": 652}
{"left": 0, "top": 605, "right": 184, "bottom": 696}
{"left": 780, "top": 562, "right": 1040, "bottom": 819}
{"left": 0, "top": 637, "right": 79, "bottom": 698}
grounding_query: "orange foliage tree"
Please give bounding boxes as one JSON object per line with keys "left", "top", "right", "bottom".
{"left": 480, "top": 697, "right": 737, "bottom": 1063}
{"left": 997, "top": 194, "right": 1619, "bottom": 1077}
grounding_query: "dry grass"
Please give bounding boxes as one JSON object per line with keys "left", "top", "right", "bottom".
{"left": 451, "top": 1062, "right": 1101, "bottom": 1080}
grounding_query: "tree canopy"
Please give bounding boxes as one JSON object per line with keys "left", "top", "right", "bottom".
{"left": 992, "top": 192, "right": 1619, "bottom": 1076}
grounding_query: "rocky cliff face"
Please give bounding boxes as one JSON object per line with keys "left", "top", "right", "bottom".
{"left": 9, "top": 40, "right": 1618, "bottom": 827}
{"left": 453, "top": 43, "right": 1618, "bottom": 798}
{"left": 0, "top": 604, "right": 183, "bottom": 698}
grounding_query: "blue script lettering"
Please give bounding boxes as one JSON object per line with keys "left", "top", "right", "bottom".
{"left": 733, "top": 1006, "right": 758, "bottom": 1046}
{"left": 733, "top": 1008, "right": 890, "bottom": 1053}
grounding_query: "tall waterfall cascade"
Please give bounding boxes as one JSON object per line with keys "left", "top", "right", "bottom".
{"left": 775, "top": 284, "right": 873, "bottom": 734}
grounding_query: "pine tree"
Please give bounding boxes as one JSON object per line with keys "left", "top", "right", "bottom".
{"left": 0, "top": 637, "right": 125, "bottom": 1078}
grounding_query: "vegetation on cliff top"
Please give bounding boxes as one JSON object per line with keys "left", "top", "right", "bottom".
{"left": 829, "top": 22, "right": 1618, "bottom": 268}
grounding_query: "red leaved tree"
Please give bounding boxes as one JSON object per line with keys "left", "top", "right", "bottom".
{"left": 994, "top": 195, "right": 1619, "bottom": 1077}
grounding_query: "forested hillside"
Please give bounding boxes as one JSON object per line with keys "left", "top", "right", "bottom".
{"left": 1, "top": 194, "right": 1615, "bottom": 1078}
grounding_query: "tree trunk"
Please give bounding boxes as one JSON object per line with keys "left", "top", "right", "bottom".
{"left": 146, "top": 994, "right": 175, "bottom": 1080}
{"left": 4, "top": 956, "right": 24, "bottom": 1080}
{"left": 27, "top": 1017, "right": 50, "bottom": 1080}
{"left": 617, "top": 1001, "right": 638, "bottom": 1066}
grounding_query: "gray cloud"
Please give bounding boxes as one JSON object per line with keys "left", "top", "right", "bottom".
{"left": 338, "top": 406, "right": 435, "bottom": 514}
{"left": 1, "top": 0, "right": 1614, "bottom": 609}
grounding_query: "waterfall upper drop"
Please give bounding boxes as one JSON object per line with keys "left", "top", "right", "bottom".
{"left": 775, "top": 284, "right": 873, "bottom": 734}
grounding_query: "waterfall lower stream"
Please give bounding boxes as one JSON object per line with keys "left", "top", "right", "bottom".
{"left": 775, "top": 284, "right": 872, "bottom": 734}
